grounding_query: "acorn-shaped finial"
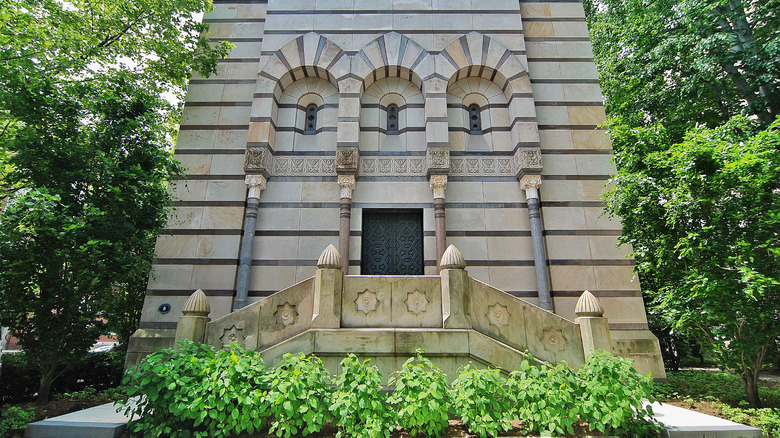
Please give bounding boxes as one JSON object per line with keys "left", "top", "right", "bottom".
{"left": 317, "top": 244, "right": 342, "bottom": 269}
{"left": 182, "top": 289, "right": 211, "bottom": 317}
{"left": 440, "top": 244, "right": 466, "bottom": 269}
{"left": 575, "top": 290, "right": 604, "bottom": 317}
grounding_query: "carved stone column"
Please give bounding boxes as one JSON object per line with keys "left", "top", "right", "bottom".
{"left": 430, "top": 175, "right": 448, "bottom": 271}
{"left": 520, "top": 174, "right": 553, "bottom": 312}
{"left": 233, "top": 175, "right": 266, "bottom": 311}
{"left": 337, "top": 174, "right": 355, "bottom": 273}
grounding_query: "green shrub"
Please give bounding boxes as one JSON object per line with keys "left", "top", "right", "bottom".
{"left": 265, "top": 352, "right": 332, "bottom": 438}
{"left": 449, "top": 365, "right": 514, "bottom": 438}
{"left": 387, "top": 350, "right": 450, "bottom": 437}
{"left": 330, "top": 354, "right": 396, "bottom": 438}
{"left": 655, "top": 370, "right": 780, "bottom": 407}
{"left": 510, "top": 359, "right": 580, "bottom": 436}
{"left": 575, "top": 350, "right": 660, "bottom": 436}
{"left": 715, "top": 403, "right": 780, "bottom": 436}
{"left": 119, "top": 341, "right": 269, "bottom": 438}
{"left": 0, "top": 406, "right": 35, "bottom": 437}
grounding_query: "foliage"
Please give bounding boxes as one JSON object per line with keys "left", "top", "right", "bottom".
{"left": 510, "top": 359, "right": 580, "bottom": 436}
{"left": 715, "top": 403, "right": 780, "bottom": 436}
{"left": 0, "top": 406, "right": 35, "bottom": 438}
{"left": 0, "top": 0, "right": 230, "bottom": 403}
{"left": 119, "top": 341, "right": 270, "bottom": 438}
{"left": 605, "top": 116, "right": 780, "bottom": 406}
{"left": 330, "top": 355, "right": 396, "bottom": 438}
{"left": 576, "top": 350, "right": 661, "bottom": 436}
{"left": 449, "top": 365, "right": 513, "bottom": 438}
{"left": 265, "top": 352, "right": 332, "bottom": 438}
{"left": 583, "top": 0, "right": 780, "bottom": 140}
{"left": 387, "top": 350, "right": 451, "bottom": 437}
{"left": 0, "top": 349, "right": 125, "bottom": 405}
{"left": 654, "top": 370, "right": 780, "bottom": 407}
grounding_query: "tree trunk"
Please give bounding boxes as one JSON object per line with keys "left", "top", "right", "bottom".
{"left": 36, "top": 365, "right": 58, "bottom": 405}
{"left": 741, "top": 368, "right": 762, "bottom": 408}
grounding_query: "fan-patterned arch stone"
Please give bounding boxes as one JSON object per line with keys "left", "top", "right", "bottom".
{"left": 352, "top": 32, "right": 431, "bottom": 93}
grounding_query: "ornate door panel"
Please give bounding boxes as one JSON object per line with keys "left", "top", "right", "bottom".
{"left": 361, "top": 211, "right": 423, "bottom": 275}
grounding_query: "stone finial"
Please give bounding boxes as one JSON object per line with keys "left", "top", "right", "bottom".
{"left": 317, "top": 244, "right": 342, "bottom": 269}
{"left": 440, "top": 244, "right": 466, "bottom": 270}
{"left": 182, "top": 289, "right": 211, "bottom": 317}
{"left": 575, "top": 290, "right": 605, "bottom": 317}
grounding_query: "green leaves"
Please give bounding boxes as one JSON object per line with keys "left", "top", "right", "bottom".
{"left": 330, "top": 355, "right": 395, "bottom": 438}
{"left": 449, "top": 366, "right": 514, "bottom": 438}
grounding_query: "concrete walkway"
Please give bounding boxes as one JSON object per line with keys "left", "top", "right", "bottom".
{"left": 25, "top": 400, "right": 761, "bottom": 438}
{"left": 25, "top": 400, "right": 135, "bottom": 438}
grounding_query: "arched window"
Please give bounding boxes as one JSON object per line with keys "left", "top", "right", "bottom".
{"left": 386, "top": 104, "right": 399, "bottom": 135}
{"left": 304, "top": 104, "right": 318, "bottom": 135}
{"left": 468, "top": 104, "right": 482, "bottom": 134}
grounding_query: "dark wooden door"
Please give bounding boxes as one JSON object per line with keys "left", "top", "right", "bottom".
{"left": 361, "top": 210, "right": 424, "bottom": 275}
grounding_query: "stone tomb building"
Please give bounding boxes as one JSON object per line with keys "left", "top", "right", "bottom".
{"left": 127, "top": 0, "right": 665, "bottom": 378}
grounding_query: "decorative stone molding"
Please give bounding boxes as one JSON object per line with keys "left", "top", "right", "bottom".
{"left": 273, "top": 156, "right": 336, "bottom": 177}
{"left": 487, "top": 303, "right": 510, "bottom": 328}
{"left": 514, "top": 148, "right": 543, "bottom": 176}
{"left": 575, "top": 290, "right": 605, "bottom": 317}
{"left": 182, "top": 289, "right": 210, "bottom": 317}
{"left": 405, "top": 290, "right": 429, "bottom": 315}
{"left": 355, "top": 289, "right": 378, "bottom": 314}
{"left": 429, "top": 174, "right": 447, "bottom": 199}
{"left": 338, "top": 174, "right": 356, "bottom": 199}
{"left": 426, "top": 147, "right": 450, "bottom": 175}
{"left": 541, "top": 327, "right": 567, "bottom": 353}
{"left": 317, "top": 244, "right": 342, "bottom": 270}
{"left": 220, "top": 324, "right": 244, "bottom": 348}
{"left": 450, "top": 156, "right": 514, "bottom": 177}
{"left": 245, "top": 175, "right": 267, "bottom": 199}
{"left": 359, "top": 156, "right": 426, "bottom": 176}
{"left": 336, "top": 147, "right": 359, "bottom": 173}
{"left": 274, "top": 302, "right": 298, "bottom": 327}
{"left": 244, "top": 146, "right": 272, "bottom": 176}
{"left": 440, "top": 244, "right": 466, "bottom": 269}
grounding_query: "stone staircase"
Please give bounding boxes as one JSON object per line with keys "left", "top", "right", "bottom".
{"left": 175, "top": 244, "right": 615, "bottom": 378}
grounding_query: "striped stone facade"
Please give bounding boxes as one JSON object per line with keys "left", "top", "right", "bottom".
{"left": 128, "top": 0, "right": 665, "bottom": 377}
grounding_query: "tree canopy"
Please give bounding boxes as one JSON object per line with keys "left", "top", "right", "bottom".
{"left": 0, "top": 0, "right": 230, "bottom": 403}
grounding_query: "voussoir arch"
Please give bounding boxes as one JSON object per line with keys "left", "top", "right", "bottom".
{"left": 352, "top": 32, "right": 432, "bottom": 95}
{"left": 258, "top": 32, "right": 347, "bottom": 93}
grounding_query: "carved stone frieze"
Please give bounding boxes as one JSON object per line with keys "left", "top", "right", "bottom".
{"left": 359, "top": 156, "right": 426, "bottom": 177}
{"left": 272, "top": 156, "right": 336, "bottom": 177}
{"left": 450, "top": 156, "right": 514, "bottom": 177}
{"left": 355, "top": 289, "right": 378, "bottom": 314}
{"left": 405, "top": 290, "right": 429, "bottom": 315}
{"left": 514, "top": 148, "right": 543, "bottom": 176}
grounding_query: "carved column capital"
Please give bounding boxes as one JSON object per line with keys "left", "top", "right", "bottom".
{"left": 245, "top": 175, "right": 267, "bottom": 199}
{"left": 430, "top": 174, "right": 448, "bottom": 199}
{"left": 336, "top": 147, "right": 359, "bottom": 174}
{"left": 426, "top": 147, "right": 450, "bottom": 176}
{"left": 338, "top": 174, "right": 356, "bottom": 199}
{"left": 519, "top": 174, "right": 542, "bottom": 200}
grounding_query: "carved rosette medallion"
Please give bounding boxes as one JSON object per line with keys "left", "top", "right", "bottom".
{"left": 405, "top": 290, "right": 429, "bottom": 315}
{"left": 487, "top": 303, "right": 510, "bottom": 328}
{"left": 355, "top": 289, "right": 378, "bottom": 314}
{"left": 274, "top": 302, "right": 298, "bottom": 327}
{"left": 220, "top": 325, "right": 245, "bottom": 348}
{"left": 336, "top": 147, "right": 359, "bottom": 173}
{"left": 541, "top": 327, "right": 567, "bottom": 353}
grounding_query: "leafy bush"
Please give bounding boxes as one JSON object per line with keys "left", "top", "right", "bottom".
{"left": 510, "top": 359, "right": 580, "bottom": 436}
{"left": 387, "top": 350, "right": 450, "bottom": 437}
{"left": 655, "top": 370, "right": 780, "bottom": 407}
{"left": 576, "top": 350, "right": 660, "bottom": 436}
{"left": 266, "top": 352, "right": 332, "bottom": 438}
{"left": 0, "top": 406, "right": 34, "bottom": 437}
{"left": 715, "top": 403, "right": 780, "bottom": 436}
{"left": 449, "top": 365, "right": 514, "bottom": 438}
{"left": 119, "top": 341, "right": 269, "bottom": 438}
{"left": 330, "top": 354, "right": 396, "bottom": 438}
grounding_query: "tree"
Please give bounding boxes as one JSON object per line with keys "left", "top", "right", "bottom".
{"left": 604, "top": 117, "right": 780, "bottom": 407}
{"left": 583, "top": 0, "right": 780, "bottom": 141}
{"left": 0, "top": 0, "right": 230, "bottom": 403}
